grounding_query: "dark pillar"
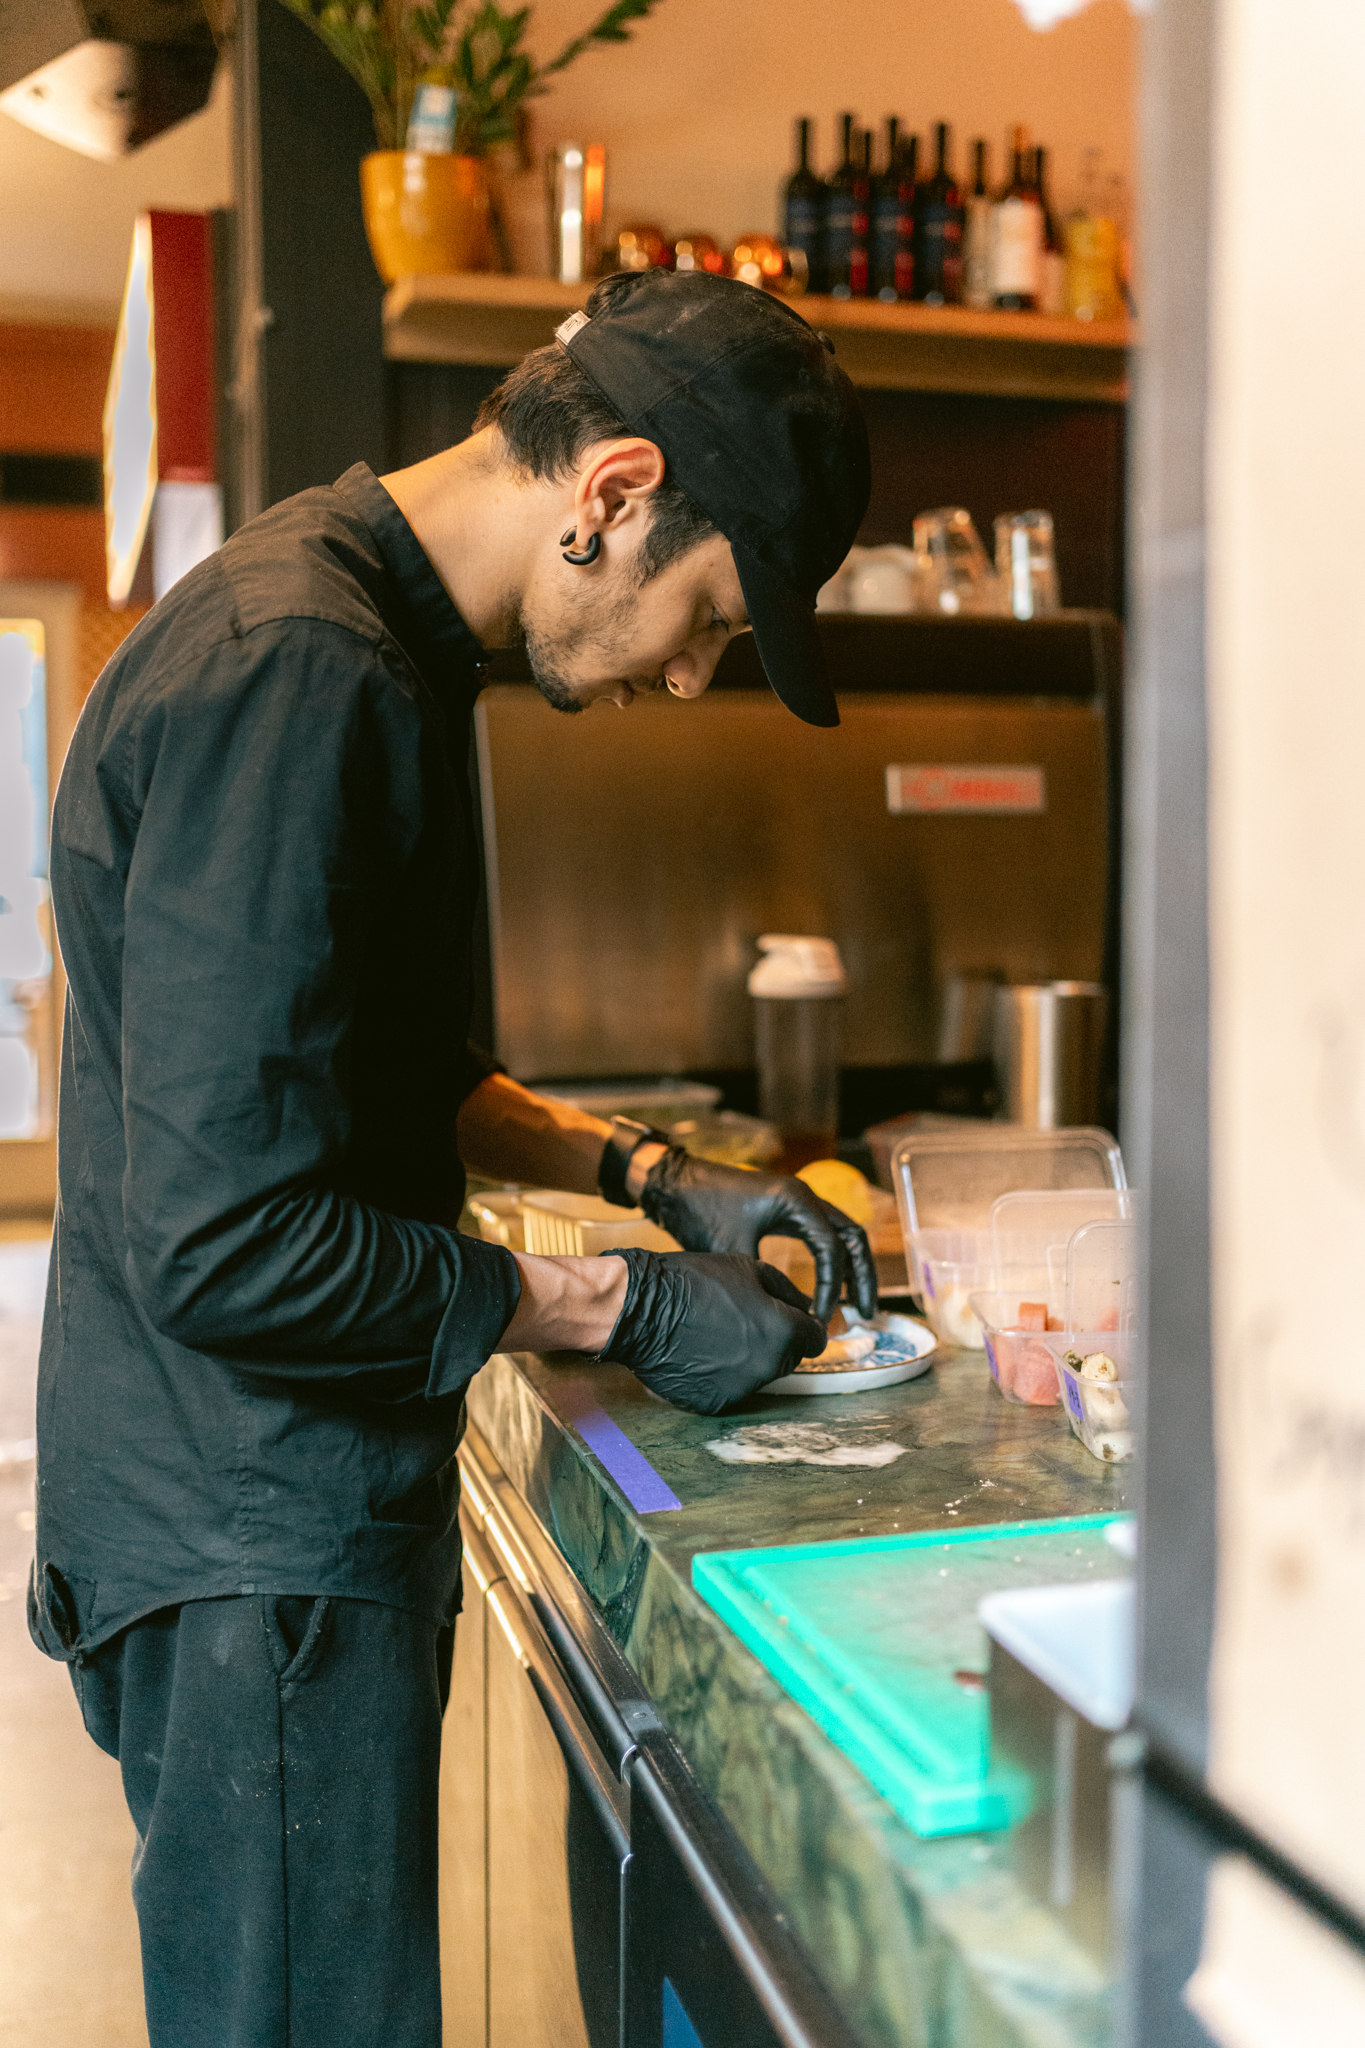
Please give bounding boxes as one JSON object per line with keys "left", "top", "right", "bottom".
{"left": 223, "top": 0, "right": 386, "bottom": 528}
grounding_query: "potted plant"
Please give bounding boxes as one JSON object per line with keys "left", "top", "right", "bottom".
{"left": 283, "top": 0, "right": 664, "bottom": 281}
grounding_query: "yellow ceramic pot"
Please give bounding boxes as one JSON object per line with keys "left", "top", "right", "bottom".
{"left": 359, "top": 151, "right": 494, "bottom": 283}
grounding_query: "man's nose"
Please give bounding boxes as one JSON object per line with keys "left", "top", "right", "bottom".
{"left": 665, "top": 642, "right": 723, "bottom": 700}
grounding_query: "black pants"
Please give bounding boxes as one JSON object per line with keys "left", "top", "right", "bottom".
{"left": 73, "top": 1595, "right": 455, "bottom": 2048}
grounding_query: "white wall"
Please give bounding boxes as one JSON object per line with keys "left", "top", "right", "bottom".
{"left": 1205, "top": 0, "right": 1365, "bottom": 1929}
{"left": 518, "top": 0, "right": 1137, "bottom": 246}
{"left": 0, "top": 63, "right": 232, "bottom": 324}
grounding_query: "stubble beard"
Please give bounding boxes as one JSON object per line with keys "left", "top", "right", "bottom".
{"left": 521, "top": 619, "right": 585, "bottom": 715}
{"left": 517, "top": 572, "right": 647, "bottom": 716}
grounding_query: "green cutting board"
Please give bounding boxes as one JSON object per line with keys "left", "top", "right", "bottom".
{"left": 692, "top": 1515, "right": 1131, "bottom": 1838}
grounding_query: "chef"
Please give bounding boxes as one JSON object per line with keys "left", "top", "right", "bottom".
{"left": 30, "top": 269, "right": 875, "bottom": 2047}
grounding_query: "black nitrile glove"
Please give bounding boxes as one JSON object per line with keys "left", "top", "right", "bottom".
{"left": 599, "top": 1249, "right": 826, "bottom": 1414}
{"left": 639, "top": 1149, "right": 878, "bottom": 1324}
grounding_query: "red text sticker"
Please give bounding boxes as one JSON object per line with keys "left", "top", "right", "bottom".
{"left": 885, "top": 764, "right": 1046, "bottom": 815}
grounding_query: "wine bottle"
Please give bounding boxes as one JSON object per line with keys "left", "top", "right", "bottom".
{"left": 1033, "top": 144, "right": 1066, "bottom": 314}
{"left": 827, "top": 118, "right": 871, "bottom": 298}
{"left": 784, "top": 117, "right": 827, "bottom": 296}
{"left": 911, "top": 120, "right": 963, "bottom": 306}
{"left": 893, "top": 133, "right": 918, "bottom": 300}
{"left": 824, "top": 114, "right": 858, "bottom": 301}
{"left": 962, "top": 138, "right": 991, "bottom": 308}
{"left": 991, "top": 127, "right": 1043, "bottom": 311}
{"left": 869, "top": 116, "right": 903, "bottom": 301}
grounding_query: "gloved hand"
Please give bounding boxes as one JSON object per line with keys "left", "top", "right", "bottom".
{"left": 639, "top": 1149, "right": 878, "bottom": 1324}
{"left": 599, "top": 1248, "right": 826, "bottom": 1414}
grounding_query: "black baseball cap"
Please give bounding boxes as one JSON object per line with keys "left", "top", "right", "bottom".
{"left": 555, "top": 270, "right": 870, "bottom": 728}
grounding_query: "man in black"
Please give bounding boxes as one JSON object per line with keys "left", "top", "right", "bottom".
{"left": 31, "top": 270, "right": 875, "bottom": 2045}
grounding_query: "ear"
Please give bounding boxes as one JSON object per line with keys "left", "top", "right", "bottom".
{"left": 569, "top": 437, "right": 667, "bottom": 548}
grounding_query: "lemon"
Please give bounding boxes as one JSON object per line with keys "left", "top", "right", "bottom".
{"left": 796, "top": 1157, "right": 876, "bottom": 1226}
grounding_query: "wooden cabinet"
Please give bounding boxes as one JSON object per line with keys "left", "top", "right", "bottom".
{"left": 439, "top": 1529, "right": 487, "bottom": 2043}
{"left": 441, "top": 1431, "right": 866, "bottom": 2048}
{"left": 441, "top": 1511, "right": 628, "bottom": 2048}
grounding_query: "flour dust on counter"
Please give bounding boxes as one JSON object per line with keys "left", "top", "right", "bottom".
{"left": 705, "top": 1420, "right": 913, "bottom": 1468}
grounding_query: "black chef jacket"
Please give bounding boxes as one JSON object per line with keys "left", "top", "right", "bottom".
{"left": 29, "top": 463, "right": 523, "bottom": 1665}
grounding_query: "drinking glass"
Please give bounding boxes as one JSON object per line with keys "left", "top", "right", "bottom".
{"left": 912, "top": 507, "right": 1001, "bottom": 616}
{"left": 994, "top": 510, "right": 1060, "bottom": 619}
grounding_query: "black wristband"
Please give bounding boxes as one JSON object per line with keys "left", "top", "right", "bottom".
{"left": 597, "top": 1116, "right": 670, "bottom": 1209}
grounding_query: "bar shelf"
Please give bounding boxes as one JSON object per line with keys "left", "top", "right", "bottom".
{"left": 381, "top": 273, "right": 1132, "bottom": 403}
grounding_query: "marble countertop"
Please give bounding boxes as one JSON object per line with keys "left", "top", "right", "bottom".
{"left": 466, "top": 1338, "right": 1130, "bottom": 2048}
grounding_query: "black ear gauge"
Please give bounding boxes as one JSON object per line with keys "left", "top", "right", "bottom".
{"left": 559, "top": 529, "right": 602, "bottom": 566}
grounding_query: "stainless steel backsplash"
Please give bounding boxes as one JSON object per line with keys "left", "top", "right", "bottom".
{"left": 476, "top": 686, "right": 1108, "bottom": 1081}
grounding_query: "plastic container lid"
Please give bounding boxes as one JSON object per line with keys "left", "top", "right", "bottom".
{"left": 891, "top": 1125, "right": 1126, "bottom": 1235}
{"left": 990, "top": 1187, "right": 1134, "bottom": 1309}
{"left": 747, "top": 934, "right": 847, "bottom": 999}
{"left": 1065, "top": 1216, "right": 1138, "bottom": 1338}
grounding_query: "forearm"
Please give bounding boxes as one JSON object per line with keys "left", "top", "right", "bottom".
{"left": 457, "top": 1072, "right": 665, "bottom": 1199}
{"left": 499, "top": 1250, "right": 628, "bottom": 1353}
{"left": 124, "top": 1175, "right": 520, "bottom": 1387}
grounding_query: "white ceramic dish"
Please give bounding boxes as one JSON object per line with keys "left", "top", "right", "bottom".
{"left": 766, "top": 1312, "right": 937, "bottom": 1397}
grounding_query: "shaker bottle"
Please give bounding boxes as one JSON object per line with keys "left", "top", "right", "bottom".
{"left": 748, "top": 935, "right": 846, "bottom": 1171}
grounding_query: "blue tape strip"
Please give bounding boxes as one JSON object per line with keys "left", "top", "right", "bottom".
{"left": 550, "top": 1377, "right": 682, "bottom": 1513}
{"left": 574, "top": 1406, "right": 682, "bottom": 1514}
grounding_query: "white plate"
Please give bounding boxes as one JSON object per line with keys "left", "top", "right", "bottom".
{"left": 765, "top": 1313, "right": 938, "bottom": 1397}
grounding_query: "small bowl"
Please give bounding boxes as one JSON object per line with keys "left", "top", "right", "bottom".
{"left": 969, "top": 1290, "right": 1062, "bottom": 1406}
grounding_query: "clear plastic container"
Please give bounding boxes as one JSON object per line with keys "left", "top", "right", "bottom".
{"left": 969, "top": 1289, "right": 1062, "bottom": 1404}
{"left": 1039, "top": 1218, "right": 1139, "bottom": 1462}
{"left": 910, "top": 1227, "right": 989, "bottom": 1348}
{"left": 467, "top": 1189, "right": 527, "bottom": 1252}
{"left": 520, "top": 1192, "right": 678, "bottom": 1258}
{"left": 1053, "top": 1353, "right": 1134, "bottom": 1463}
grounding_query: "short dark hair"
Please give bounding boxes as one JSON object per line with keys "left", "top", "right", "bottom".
{"left": 473, "top": 273, "right": 717, "bottom": 584}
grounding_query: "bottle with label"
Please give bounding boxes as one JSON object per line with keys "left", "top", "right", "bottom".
{"left": 869, "top": 116, "right": 905, "bottom": 301}
{"left": 827, "top": 117, "right": 871, "bottom": 299}
{"left": 1064, "top": 217, "right": 1123, "bottom": 321}
{"left": 911, "top": 121, "right": 963, "bottom": 305}
{"left": 962, "top": 138, "right": 992, "bottom": 308}
{"left": 784, "top": 116, "right": 827, "bottom": 295}
{"left": 893, "top": 133, "right": 918, "bottom": 300}
{"left": 991, "top": 127, "right": 1043, "bottom": 311}
{"left": 1033, "top": 144, "right": 1066, "bottom": 314}
{"left": 406, "top": 75, "right": 458, "bottom": 153}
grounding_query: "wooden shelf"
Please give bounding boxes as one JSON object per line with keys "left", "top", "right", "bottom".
{"left": 382, "top": 272, "right": 1132, "bottom": 404}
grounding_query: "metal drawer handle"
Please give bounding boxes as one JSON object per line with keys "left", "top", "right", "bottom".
{"left": 487, "top": 1583, "right": 631, "bottom": 1862}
